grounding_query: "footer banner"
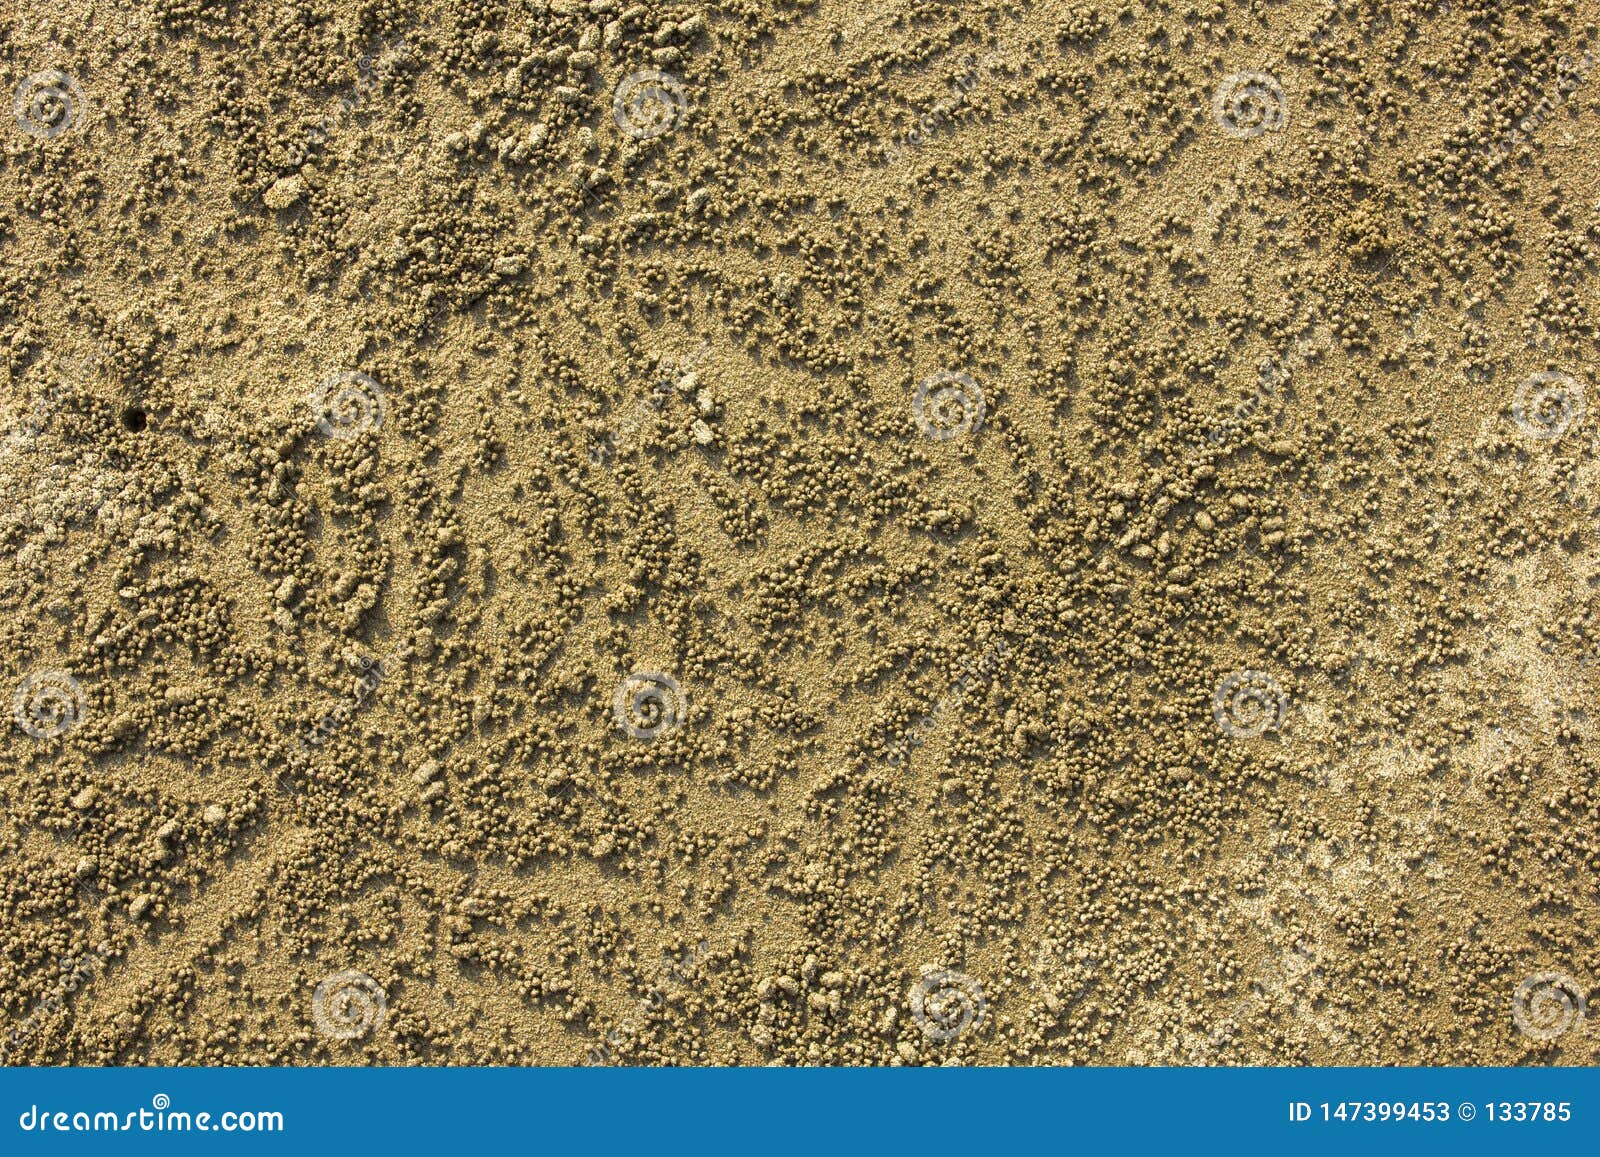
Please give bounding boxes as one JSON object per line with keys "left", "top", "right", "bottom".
{"left": 2, "top": 1067, "right": 1596, "bottom": 1154}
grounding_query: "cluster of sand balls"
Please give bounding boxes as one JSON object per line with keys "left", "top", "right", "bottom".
{"left": 1, "top": 2, "right": 1598, "bottom": 1066}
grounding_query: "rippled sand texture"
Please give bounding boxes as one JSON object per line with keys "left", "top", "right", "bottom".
{"left": 3, "top": 1, "right": 1600, "bottom": 1065}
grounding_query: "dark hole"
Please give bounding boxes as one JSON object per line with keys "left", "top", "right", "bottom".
{"left": 120, "top": 407, "right": 148, "bottom": 433}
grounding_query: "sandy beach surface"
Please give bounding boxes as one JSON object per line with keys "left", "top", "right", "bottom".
{"left": 2, "top": 0, "right": 1598, "bottom": 1065}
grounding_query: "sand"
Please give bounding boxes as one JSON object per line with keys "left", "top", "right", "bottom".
{"left": 2, "top": 0, "right": 1599, "bottom": 1066}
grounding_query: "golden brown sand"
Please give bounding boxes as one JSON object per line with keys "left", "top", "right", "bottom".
{"left": 3, "top": 0, "right": 1599, "bottom": 1065}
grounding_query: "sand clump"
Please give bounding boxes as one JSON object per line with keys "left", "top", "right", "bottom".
{"left": 2, "top": 1, "right": 1599, "bottom": 1066}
